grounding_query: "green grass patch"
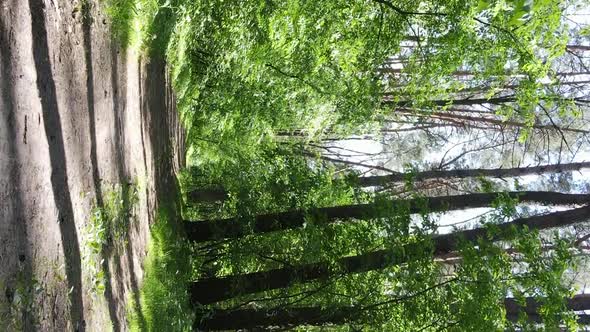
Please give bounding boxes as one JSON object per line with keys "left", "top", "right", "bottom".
{"left": 82, "top": 182, "right": 139, "bottom": 296}
{"left": 102, "top": 0, "right": 138, "bottom": 47}
{"left": 127, "top": 203, "right": 194, "bottom": 332}
{"left": 101, "top": 0, "right": 179, "bottom": 54}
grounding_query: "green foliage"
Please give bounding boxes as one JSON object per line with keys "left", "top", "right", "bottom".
{"left": 102, "top": 0, "right": 178, "bottom": 53}
{"left": 200, "top": 204, "right": 580, "bottom": 330}
{"left": 102, "top": 0, "right": 137, "bottom": 46}
{"left": 182, "top": 146, "right": 371, "bottom": 278}
{"left": 128, "top": 204, "right": 195, "bottom": 331}
{"left": 181, "top": 145, "right": 363, "bottom": 218}
{"left": 510, "top": 230, "right": 579, "bottom": 330}
{"left": 168, "top": 0, "right": 392, "bottom": 159}
{"left": 82, "top": 182, "right": 139, "bottom": 296}
{"left": 103, "top": 1, "right": 583, "bottom": 330}
{"left": 107, "top": 0, "right": 576, "bottom": 166}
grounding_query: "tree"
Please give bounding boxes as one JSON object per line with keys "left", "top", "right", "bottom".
{"left": 186, "top": 162, "right": 590, "bottom": 202}
{"left": 185, "top": 191, "right": 590, "bottom": 242}
{"left": 196, "top": 295, "right": 590, "bottom": 330}
{"left": 348, "top": 162, "right": 590, "bottom": 188}
{"left": 190, "top": 205, "right": 590, "bottom": 304}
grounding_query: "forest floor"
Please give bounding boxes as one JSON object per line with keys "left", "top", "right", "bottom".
{"left": 0, "top": 0, "right": 184, "bottom": 330}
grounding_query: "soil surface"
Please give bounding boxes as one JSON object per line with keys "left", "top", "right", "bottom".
{"left": 0, "top": 0, "right": 185, "bottom": 330}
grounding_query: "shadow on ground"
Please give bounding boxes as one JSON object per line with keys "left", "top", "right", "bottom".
{"left": 29, "top": 0, "right": 85, "bottom": 329}
{"left": 0, "top": 0, "right": 185, "bottom": 330}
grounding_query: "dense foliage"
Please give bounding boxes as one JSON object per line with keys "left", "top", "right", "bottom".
{"left": 103, "top": 0, "right": 590, "bottom": 330}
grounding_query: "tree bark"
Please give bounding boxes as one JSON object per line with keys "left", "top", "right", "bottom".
{"left": 190, "top": 205, "right": 590, "bottom": 305}
{"left": 355, "top": 162, "right": 590, "bottom": 187}
{"left": 186, "top": 187, "right": 228, "bottom": 204}
{"left": 196, "top": 294, "right": 590, "bottom": 330}
{"left": 185, "top": 191, "right": 590, "bottom": 242}
{"left": 197, "top": 306, "right": 355, "bottom": 330}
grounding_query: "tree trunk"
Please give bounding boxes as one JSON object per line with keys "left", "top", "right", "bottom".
{"left": 196, "top": 294, "right": 590, "bottom": 330}
{"left": 184, "top": 191, "right": 590, "bottom": 242}
{"left": 190, "top": 205, "right": 590, "bottom": 304}
{"left": 186, "top": 187, "right": 228, "bottom": 204}
{"left": 393, "top": 109, "right": 590, "bottom": 135}
{"left": 196, "top": 306, "right": 355, "bottom": 330}
{"left": 384, "top": 96, "right": 518, "bottom": 107}
{"left": 355, "top": 162, "right": 590, "bottom": 187}
{"left": 382, "top": 96, "right": 586, "bottom": 107}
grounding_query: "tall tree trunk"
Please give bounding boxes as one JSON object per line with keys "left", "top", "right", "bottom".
{"left": 185, "top": 191, "right": 590, "bottom": 242}
{"left": 385, "top": 96, "right": 518, "bottom": 107}
{"left": 186, "top": 187, "right": 228, "bottom": 204}
{"left": 393, "top": 109, "right": 590, "bottom": 135}
{"left": 190, "top": 205, "right": 590, "bottom": 304}
{"left": 197, "top": 306, "right": 355, "bottom": 330}
{"left": 382, "top": 96, "right": 587, "bottom": 107}
{"left": 196, "top": 294, "right": 590, "bottom": 330}
{"left": 355, "top": 162, "right": 590, "bottom": 187}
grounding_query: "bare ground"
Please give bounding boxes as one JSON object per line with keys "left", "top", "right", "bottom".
{"left": 0, "top": 0, "right": 185, "bottom": 330}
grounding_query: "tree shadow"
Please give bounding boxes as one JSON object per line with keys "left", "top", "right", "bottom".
{"left": 0, "top": 17, "right": 34, "bottom": 330}
{"left": 113, "top": 50, "right": 151, "bottom": 330}
{"left": 81, "top": 1, "right": 103, "bottom": 208}
{"left": 28, "top": 0, "right": 85, "bottom": 330}
{"left": 132, "top": 48, "right": 186, "bottom": 329}
{"left": 109, "top": 37, "right": 147, "bottom": 331}
{"left": 138, "top": 63, "right": 152, "bottom": 222}
{"left": 141, "top": 56, "right": 181, "bottom": 197}
{"left": 80, "top": 2, "right": 123, "bottom": 330}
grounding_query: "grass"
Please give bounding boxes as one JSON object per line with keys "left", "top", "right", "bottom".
{"left": 127, "top": 203, "right": 194, "bottom": 332}
{"left": 102, "top": 0, "right": 138, "bottom": 47}
{"left": 101, "top": 0, "right": 179, "bottom": 55}
{"left": 82, "top": 182, "right": 139, "bottom": 296}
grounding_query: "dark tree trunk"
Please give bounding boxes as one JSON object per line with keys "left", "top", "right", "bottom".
{"left": 196, "top": 306, "right": 355, "bottom": 330}
{"left": 185, "top": 191, "right": 590, "bottom": 242}
{"left": 186, "top": 187, "right": 228, "bottom": 204}
{"left": 355, "top": 162, "right": 590, "bottom": 187}
{"left": 190, "top": 205, "right": 590, "bottom": 305}
{"left": 196, "top": 294, "right": 590, "bottom": 330}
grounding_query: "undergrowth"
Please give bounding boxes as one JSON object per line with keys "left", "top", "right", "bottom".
{"left": 102, "top": 0, "right": 139, "bottom": 47}
{"left": 0, "top": 272, "right": 42, "bottom": 330}
{"left": 101, "top": 0, "right": 179, "bottom": 55}
{"left": 82, "top": 182, "right": 139, "bottom": 296}
{"left": 127, "top": 203, "right": 194, "bottom": 332}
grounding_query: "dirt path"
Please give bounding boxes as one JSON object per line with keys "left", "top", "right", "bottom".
{"left": 0, "top": 0, "right": 184, "bottom": 330}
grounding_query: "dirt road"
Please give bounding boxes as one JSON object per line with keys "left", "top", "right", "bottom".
{"left": 0, "top": 0, "right": 184, "bottom": 330}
